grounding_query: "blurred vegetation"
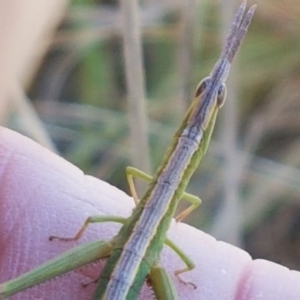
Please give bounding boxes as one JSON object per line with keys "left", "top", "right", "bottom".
{"left": 16, "top": 0, "right": 300, "bottom": 271}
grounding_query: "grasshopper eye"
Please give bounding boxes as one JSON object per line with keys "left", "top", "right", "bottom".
{"left": 217, "top": 83, "right": 226, "bottom": 108}
{"left": 195, "top": 77, "right": 210, "bottom": 98}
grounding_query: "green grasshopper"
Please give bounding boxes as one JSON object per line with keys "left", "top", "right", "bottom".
{"left": 0, "top": 1, "right": 256, "bottom": 299}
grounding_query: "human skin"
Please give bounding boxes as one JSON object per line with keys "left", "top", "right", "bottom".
{"left": 0, "top": 127, "right": 300, "bottom": 300}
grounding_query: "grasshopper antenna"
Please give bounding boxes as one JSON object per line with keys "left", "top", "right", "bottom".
{"left": 221, "top": 0, "right": 257, "bottom": 63}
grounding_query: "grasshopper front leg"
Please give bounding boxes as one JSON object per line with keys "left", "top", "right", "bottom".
{"left": 126, "top": 166, "right": 201, "bottom": 222}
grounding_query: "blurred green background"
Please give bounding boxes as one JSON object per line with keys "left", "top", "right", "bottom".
{"left": 12, "top": 0, "right": 300, "bottom": 271}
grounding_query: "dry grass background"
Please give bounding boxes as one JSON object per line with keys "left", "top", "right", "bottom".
{"left": 3, "top": 0, "right": 300, "bottom": 272}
